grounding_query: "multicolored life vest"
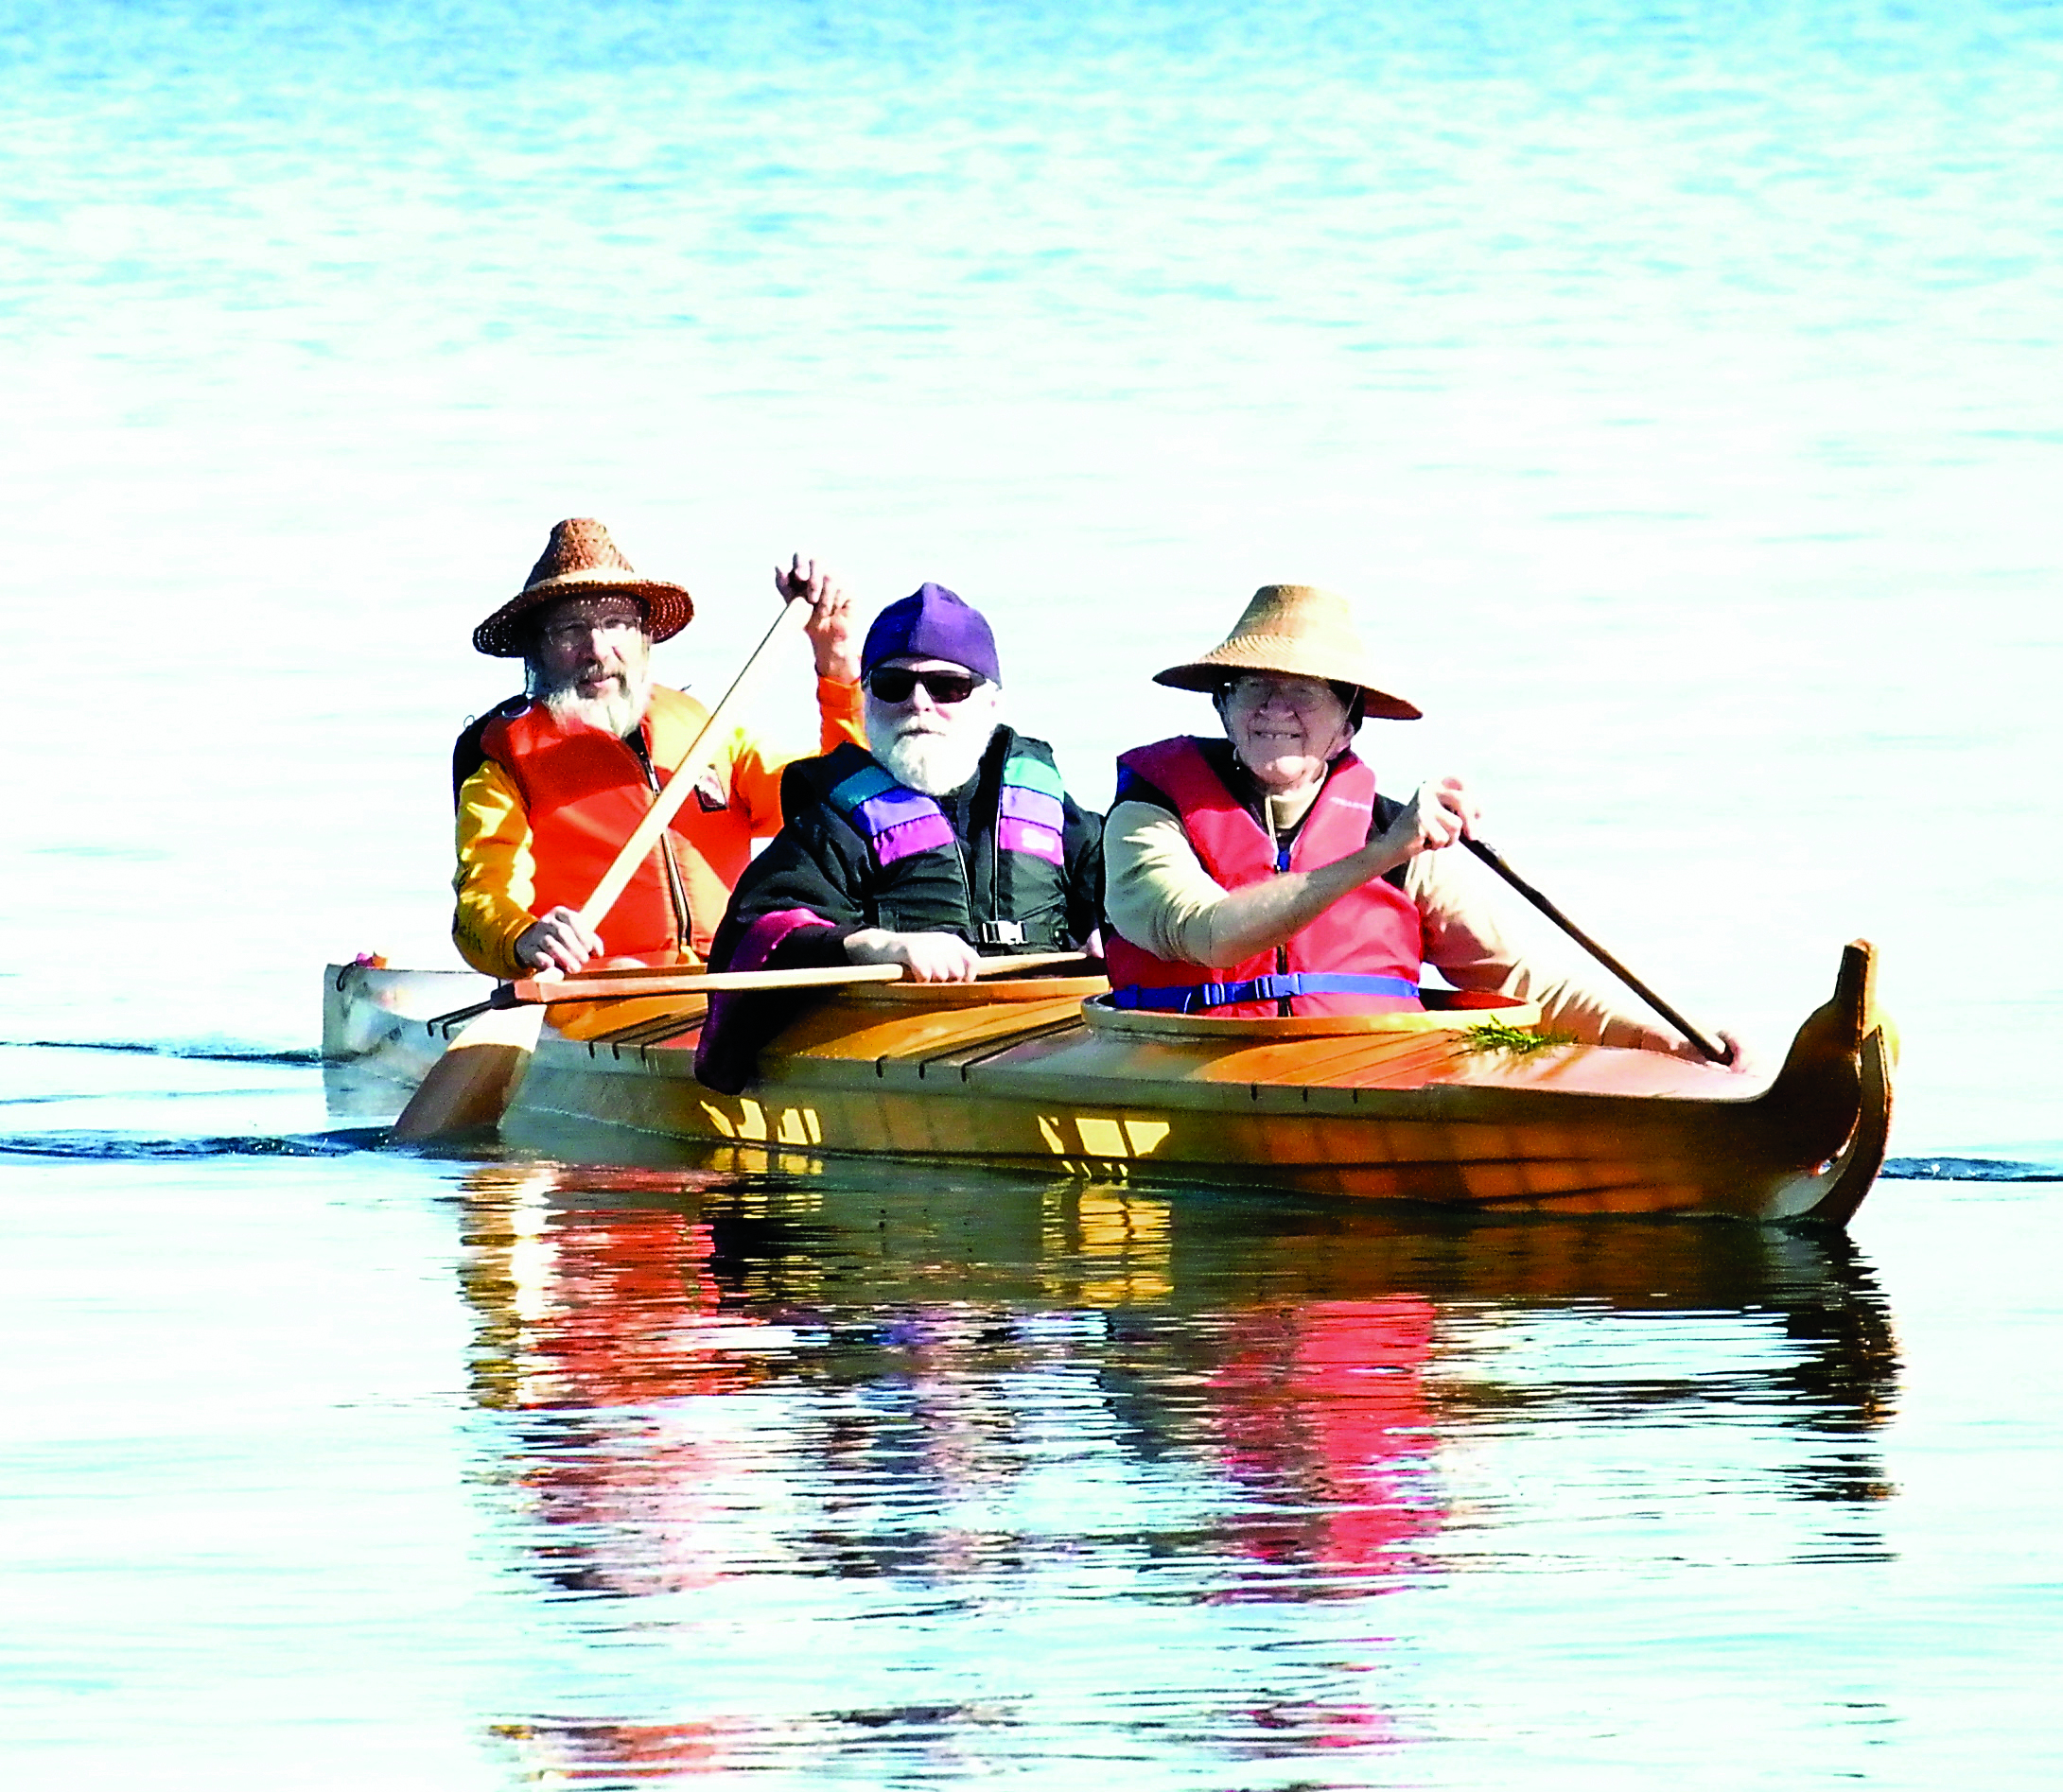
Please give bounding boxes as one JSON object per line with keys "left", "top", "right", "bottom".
{"left": 480, "top": 686, "right": 744, "bottom": 961}
{"left": 1102, "top": 735, "right": 1425, "bottom": 1018}
{"left": 802, "top": 732, "right": 1074, "bottom": 949}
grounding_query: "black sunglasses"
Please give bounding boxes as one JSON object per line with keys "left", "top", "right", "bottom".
{"left": 866, "top": 667, "right": 984, "bottom": 705}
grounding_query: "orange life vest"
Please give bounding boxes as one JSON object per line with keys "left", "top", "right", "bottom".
{"left": 480, "top": 687, "right": 745, "bottom": 961}
{"left": 1103, "top": 736, "right": 1425, "bottom": 1018}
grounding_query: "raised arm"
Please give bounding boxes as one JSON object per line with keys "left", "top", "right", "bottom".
{"left": 721, "top": 558, "right": 867, "bottom": 834}
{"left": 778, "top": 553, "right": 863, "bottom": 688}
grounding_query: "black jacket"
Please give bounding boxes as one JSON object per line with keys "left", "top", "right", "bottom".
{"left": 696, "top": 726, "right": 1103, "bottom": 1091}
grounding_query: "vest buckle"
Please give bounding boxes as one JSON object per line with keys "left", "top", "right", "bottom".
{"left": 976, "top": 918, "right": 1026, "bottom": 946}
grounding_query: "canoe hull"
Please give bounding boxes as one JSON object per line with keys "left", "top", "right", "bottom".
{"left": 501, "top": 946, "right": 1893, "bottom": 1227}
{"left": 508, "top": 1037, "right": 1889, "bottom": 1224}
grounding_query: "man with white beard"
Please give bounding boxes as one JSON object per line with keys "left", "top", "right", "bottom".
{"left": 451, "top": 517, "right": 865, "bottom": 979}
{"left": 692, "top": 583, "right": 1104, "bottom": 1093}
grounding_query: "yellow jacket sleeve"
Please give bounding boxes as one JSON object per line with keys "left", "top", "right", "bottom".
{"left": 452, "top": 758, "right": 540, "bottom": 981}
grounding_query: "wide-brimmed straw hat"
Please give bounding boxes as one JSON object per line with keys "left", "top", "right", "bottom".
{"left": 471, "top": 518, "right": 695, "bottom": 658}
{"left": 1152, "top": 584, "right": 1421, "bottom": 721}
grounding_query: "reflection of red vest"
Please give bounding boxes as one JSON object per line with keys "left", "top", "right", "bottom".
{"left": 1103, "top": 736, "right": 1424, "bottom": 1018}
{"left": 482, "top": 687, "right": 741, "bottom": 960}
{"left": 1212, "top": 1296, "right": 1440, "bottom": 1578}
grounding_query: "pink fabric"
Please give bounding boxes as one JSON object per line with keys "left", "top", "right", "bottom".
{"left": 873, "top": 810, "right": 958, "bottom": 865}
{"left": 692, "top": 907, "right": 834, "bottom": 1089}
{"left": 727, "top": 907, "right": 832, "bottom": 973}
{"left": 995, "top": 815, "right": 1065, "bottom": 864}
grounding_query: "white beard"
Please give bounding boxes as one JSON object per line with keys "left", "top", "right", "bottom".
{"left": 541, "top": 664, "right": 653, "bottom": 738}
{"left": 865, "top": 690, "right": 1001, "bottom": 796}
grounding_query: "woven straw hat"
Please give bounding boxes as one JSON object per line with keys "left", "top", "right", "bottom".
{"left": 471, "top": 518, "right": 695, "bottom": 658}
{"left": 1153, "top": 584, "right": 1421, "bottom": 721}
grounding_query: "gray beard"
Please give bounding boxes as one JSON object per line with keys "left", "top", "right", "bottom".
{"left": 543, "top": 670, "right": 652, "bottom": 739}
{"left": 870, "top": 720, "right": 996, "bottom": 796}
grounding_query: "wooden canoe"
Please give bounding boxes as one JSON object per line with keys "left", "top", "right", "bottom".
{"left": 459, "top": 940, "right": 1894, "bottom": 1227}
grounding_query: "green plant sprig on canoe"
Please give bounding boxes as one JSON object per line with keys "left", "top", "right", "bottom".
{"left": 1461, "top": 1018, "right": 1580, "bottom": 1056}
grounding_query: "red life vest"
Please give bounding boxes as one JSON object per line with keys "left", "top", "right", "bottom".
{"left": 1103, "top": 736, "right": 1424, "bottom": 1018}
{"left": 481, "top": 687, "right": 744, "bottom": 961}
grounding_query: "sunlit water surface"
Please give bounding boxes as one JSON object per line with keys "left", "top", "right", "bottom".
{"left": 4, "top": 0, "right": 2062, "bottom": 1784}
{"left": 4, "top": 1051, "right": 2060, "bottom": 1786}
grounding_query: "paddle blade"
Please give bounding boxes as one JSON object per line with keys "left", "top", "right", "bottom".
{"left": 389, "top": 1003, "right": 545, "bottom": 1141}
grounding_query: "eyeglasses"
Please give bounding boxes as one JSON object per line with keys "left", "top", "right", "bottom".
{"left": 1220, "top": 674, "right": 1347, "bottom": 715}
{"left": 866, "top": 667, "right": 984, "bottom": 705}
{"left": 540, "top": 614, "right": 643, "bottom": 649}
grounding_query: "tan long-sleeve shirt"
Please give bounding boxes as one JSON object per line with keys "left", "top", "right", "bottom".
{"left": 1102, "top": 798, "right": 1696, "bottom": 1053}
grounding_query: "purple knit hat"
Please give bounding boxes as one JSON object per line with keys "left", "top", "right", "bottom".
{"left": 860, "top": 583, "right": 1001, "bottom": 685}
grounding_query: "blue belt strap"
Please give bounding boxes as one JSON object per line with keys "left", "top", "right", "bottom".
{"left": 1110, "top": 972, "right": 1421, "bottom": 1014}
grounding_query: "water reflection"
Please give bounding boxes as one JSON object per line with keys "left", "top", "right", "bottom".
{"left": 457, "top": 1162, "right": 1898, "bottom": 1779}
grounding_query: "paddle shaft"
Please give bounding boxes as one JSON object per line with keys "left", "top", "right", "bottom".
{"left": 1464, "top": 838, "right": 1731, "bottom": 1064}
{"left": 500, "top": 950, "right": 1096, "bottom": 1007}
{"left": 393, "top": 596, "right": 815, "bottom": 1140}
{"left": 575, "top": 593, "right": 813, "bottom": 936}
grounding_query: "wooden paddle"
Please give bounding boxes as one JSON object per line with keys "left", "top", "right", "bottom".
{"left": 499, "top": 950, "right": 1096, "bottom": 1006}
{"left": 393, "top": 950, "right": 1098, "bottom": 1142}
{"left": 391, "top": 595, "right": 816, "bottom": 1142}
{"left": 573, "top": 596, "right": 815, "bottom": 940}
{"left": 1464, "top": 838, "right": 1732, "bottom": 1064}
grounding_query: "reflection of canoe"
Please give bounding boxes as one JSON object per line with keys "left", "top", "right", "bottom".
{"left": 471, "top": 940, "right": 1893, "bottom": 1227}
{"left": 463, "top": 1155, "right": 1888, "bottom": 1317}
{"left": 456, "top": 1158, "right": 1900, "bottom": 1449}
{"left": 453, "top": 1158, "right": 1901, "bottom": 1682}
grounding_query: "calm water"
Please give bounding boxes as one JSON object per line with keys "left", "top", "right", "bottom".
{"left": 4, "top": 1, "right": 2061, "bottom": 1784}
{"left": 4, "top": 1053, "right": 2059, "bottom": 1786}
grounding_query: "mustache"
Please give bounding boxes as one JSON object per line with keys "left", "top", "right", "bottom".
{"left": 539, "top": 653, "right": 636, "bottom": 698}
